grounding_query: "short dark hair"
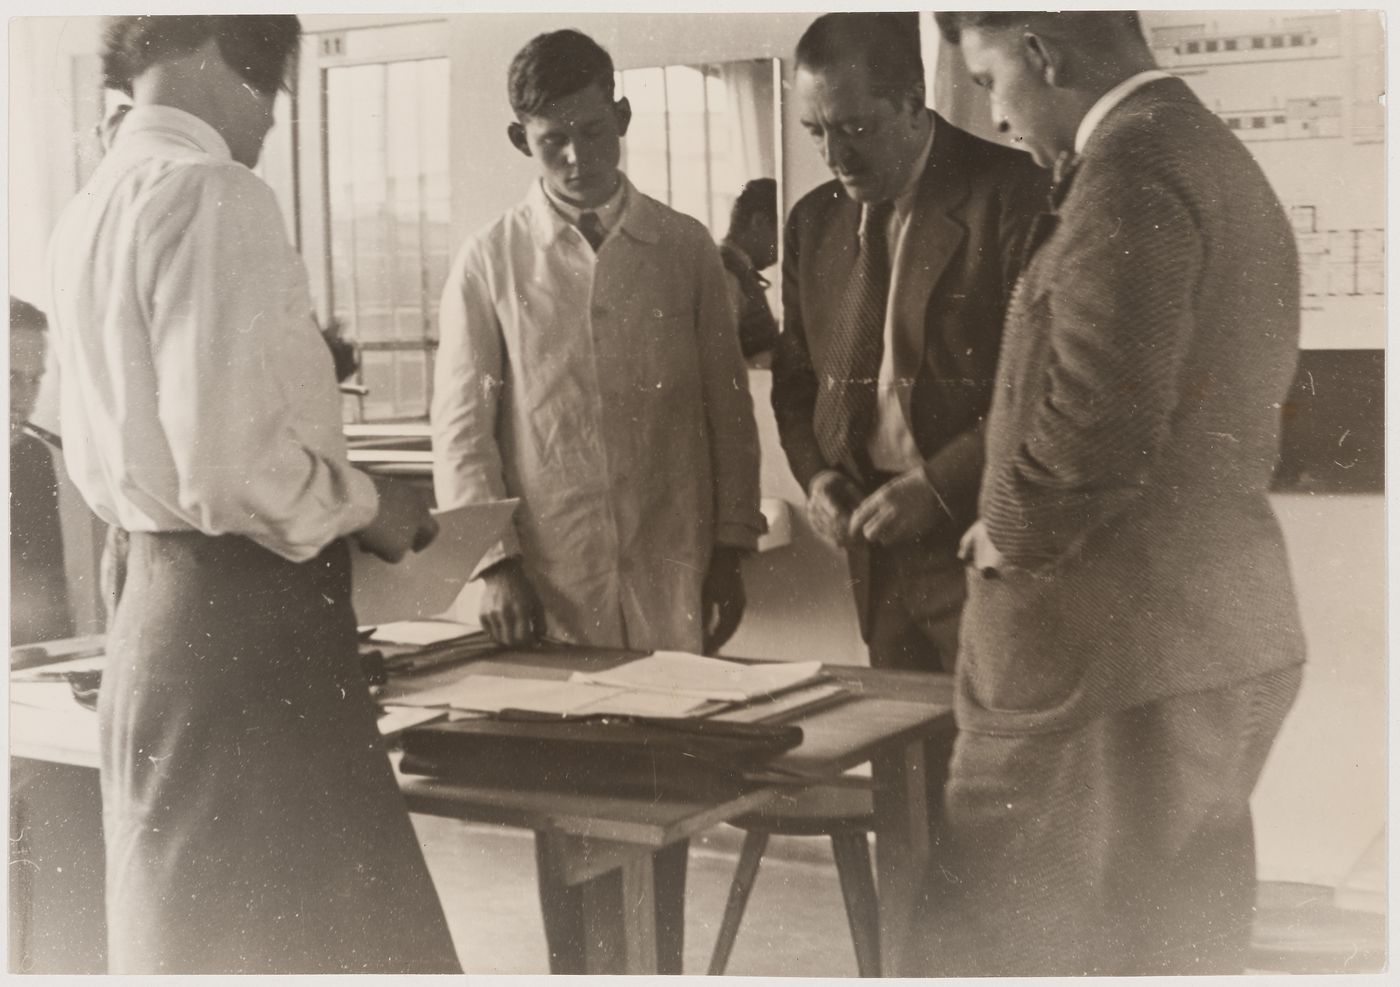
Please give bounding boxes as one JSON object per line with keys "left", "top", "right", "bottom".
{"left": 934, "top": 10, "right": 1144, "bottom": 46}
{"left": 101, "top": 15, "right": 301, "bottom": 98}
{"left": 728, "top": 178, "right": 777, "bottom": 235}
{"left": 795, "top": 12, "right": 924, "bottom": 107}
{"left": 10, "top": 297, "right": 47, "bottom": 334}
{"left": 508, "top": 29, "right": 616, "bottom": 119}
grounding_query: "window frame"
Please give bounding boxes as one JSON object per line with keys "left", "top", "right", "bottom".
{"left": 294, "top": 21, "right": 451, "bottom": 423}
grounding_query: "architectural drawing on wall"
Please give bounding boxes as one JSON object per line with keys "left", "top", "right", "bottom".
{"left": 1292, "top": 210, "right": 1385, "bottom": 300}
{"left": 1142, "top": 9, "right": 1385, "bottom": 349}
{"left": 1148, "top": 12, "right": 1341, "bottom": 67}
{"left": 1216, "top": 96, "right": 1343, "bottom": 141}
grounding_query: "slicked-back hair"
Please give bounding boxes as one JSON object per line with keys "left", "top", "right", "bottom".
{"left": 795, "top": 12, "right": 925, "bottom": 107}
{"left": 101, "top": 15, "right": 301, "bottom": 98}
{"left": 934, "top": 10, "right": 1144, "bottom": 46}
{"left": 508, "top": 29, "right": 616, "bottom": 119}
{"left": 10, "top": 297, "right": 47, "bottom": 334}
{"left": 728, "top": 178, "right": 777, "bottom": 236}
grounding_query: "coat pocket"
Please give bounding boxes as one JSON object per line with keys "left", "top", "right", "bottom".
{"left": 960, "top": 565, "right": 1090, "bottom": 723}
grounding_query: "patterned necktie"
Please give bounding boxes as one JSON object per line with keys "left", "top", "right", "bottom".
{"left": 578, "top": 211, "right": 607, "bottom": 252}
{"left": 814, "top": 199, "right": 895, "bottom": 486}
{"left": 1022, "top": 151, "right": 1082, "bottom": 267}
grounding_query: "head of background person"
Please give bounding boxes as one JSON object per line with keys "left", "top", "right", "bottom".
{"left": 97, "top": 96, "right": 134, "bottom": 153}
{"left": 794, "top": 12, "right": 932, "bottom": 205}
{"left": 99, "top": 14, "right": 301, "bottom": 168}
{"left": 10, "top": 298, "right": 48, "bottom": 444}
{"left": 726, "top": 178, "right": 779, "bottom": 271}
{"left": 506, "top": 29, "right": 632, "bottom": 210}
{"left": 933, "top": 11, "right": 1155, "bottom": 170}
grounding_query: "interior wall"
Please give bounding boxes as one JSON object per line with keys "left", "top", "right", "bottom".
{"left": 1257, "top": 494, "right": 1387, "bottom": 884}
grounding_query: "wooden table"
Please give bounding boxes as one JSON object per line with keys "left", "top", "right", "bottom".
{"left": 12, "top": 647, "right": 954, "bottom": 976}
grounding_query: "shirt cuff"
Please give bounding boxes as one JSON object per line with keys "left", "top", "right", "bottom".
{"left": 470, "top": 526, "right": 523, "bottom": 580}
{"left": 344, "top": 468, "right": 382, "bottom": 533}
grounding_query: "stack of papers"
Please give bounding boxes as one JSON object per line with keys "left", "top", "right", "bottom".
{"left": 393, "top": 673, "right": 718, "bottom": 718}
{"left": 572, "top": 652, "right": 824, "bottom": 703}
{"left": 387, "top": 653, "right": 830, "bottom": 723}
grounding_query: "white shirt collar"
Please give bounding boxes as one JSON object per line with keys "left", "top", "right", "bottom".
{"left": 541, "top": 174, "right": 627, "bottom": 232}
{"left": 1074, "top": 69, "right": 1173, "bottom": 155}
{"left": 893, "top": 112, "right": 936, "bottom": 216}
{"left": 115, "top": 104, "right": 232, "bottom": 160}
{"left": 527, "top": 173, "right": 660, "bottom": 249}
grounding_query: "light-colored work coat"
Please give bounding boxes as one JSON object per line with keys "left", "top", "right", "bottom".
{"left": 432, "top": 177, "right": 764, "bottom": 652}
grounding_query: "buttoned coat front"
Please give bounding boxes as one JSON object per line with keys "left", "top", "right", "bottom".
{"left": 433, "top": 178, "right": 764, "bottom": 653}
{"left": 772, "top": 115, "right": 1046, "bottom": 633}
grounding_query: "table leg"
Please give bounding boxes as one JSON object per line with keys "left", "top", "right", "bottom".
{"left": 534, "top": 832, "right": 688, "bottom": 974}
{"left": 581, "top": 855, "right": 658, "bottom": 973}
{"left": 871, "top": 738, "right": 929, "bottom": 977}
{"left": 535, "top": 833, "right": 586, "bottom": 973}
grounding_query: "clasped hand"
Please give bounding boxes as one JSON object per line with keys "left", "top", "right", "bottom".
{"left": 807, "top": 467, "right": 945, "bottom": 549}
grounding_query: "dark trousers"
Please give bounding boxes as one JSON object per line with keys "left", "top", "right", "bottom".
{"left": 102, "top": 533, "right": 460, "bottom": 974}
{"left": 853, "top": 537, "right": 965, "bottom": 811}
{"left": 860, "top": 539, "right": 966, "bottom": 674}
{"left": 9, "top": 760, "right": 108, "bottom": 973}
{"left": 908, "top": 664, "right": 1304, "bottom": 977}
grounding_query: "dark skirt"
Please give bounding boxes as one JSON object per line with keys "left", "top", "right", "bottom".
{"left": 100, "top": 532, "right": 460, "bottom": 974}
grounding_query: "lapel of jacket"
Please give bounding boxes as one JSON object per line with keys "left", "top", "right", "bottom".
{"left": 892, "top": 115, "right": 970, "bottom": 426}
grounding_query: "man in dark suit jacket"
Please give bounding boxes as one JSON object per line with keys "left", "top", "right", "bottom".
{"left": 773, "top": 12, "right": 1046, "bottom": 676}
{"left": 910, "top": 12, "right": 1307, "bottom": 976}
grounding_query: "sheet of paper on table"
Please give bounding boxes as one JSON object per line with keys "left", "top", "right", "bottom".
{"left": 369, "top": 619, "right": 480, "bottom": 647}
{"left": 392, "top": 673, "right": 715, "bottom": 718}
{"left": 572, "top": 652, "right": 824, "bottom": 702}
{"left": 10, "top": 633, "right": 106, "bottom": 670}
{"left": 10, "top": 680, "right": 89, "bottom": 711}
{"left": 11, "top": 653, "right": 107, "bottom": 681}
{"left": 377, "top": 705, "right": 449, "bottom": 737}
{"left": 352, "top": 498, "right": 519, "bottom": 624}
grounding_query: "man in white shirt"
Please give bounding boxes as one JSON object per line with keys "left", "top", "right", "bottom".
{"left": 45, "top": 14, "right": 458, "bottom": 974}
{"left": 433, "top": 29, "right": 763, "bottom": 657}
{"left": 916, "top": 11, "right": 1305, "bottom": 975}
{"left": 431, "top": 28, "right": 765, "bottom": 972}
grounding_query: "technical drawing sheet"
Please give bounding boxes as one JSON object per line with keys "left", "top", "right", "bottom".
{"left": 1142, "top": 10, "right": 1386, "bottom": 349}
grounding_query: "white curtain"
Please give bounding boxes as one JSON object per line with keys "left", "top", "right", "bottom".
{"left": 720, "top": 58, "right": 776, "bottom": 187}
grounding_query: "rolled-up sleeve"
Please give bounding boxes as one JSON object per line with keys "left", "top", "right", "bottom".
{"left": 141, "top": 167, "right": 377, "bottom": 563}
{"left": 431, "top": 239, "right": 522, "bottom": 574}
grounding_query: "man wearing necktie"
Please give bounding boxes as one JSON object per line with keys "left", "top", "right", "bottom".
{"left": 915, "top": 11, "right": 1306, "bottom": 976}
{"left": 431, "top": 28, "right": 764, "bottom": 973}
{"left": 772, "top": 12, "right": 1046, "bottom": 684}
